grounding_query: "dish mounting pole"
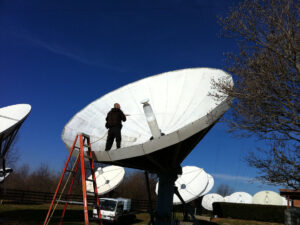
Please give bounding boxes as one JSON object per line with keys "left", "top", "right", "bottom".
{"left": 156, "top": 170, "right": 179, "bottom": 225}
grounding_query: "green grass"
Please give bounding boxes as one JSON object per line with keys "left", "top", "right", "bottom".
{"left": 0, "top": 204, "right": 284, "bottom": 225}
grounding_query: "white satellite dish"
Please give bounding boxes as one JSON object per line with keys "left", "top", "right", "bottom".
{"left": 0, "top": 168, "right": 12, "bottom": 183}
{"left": 155, "top": 166, "right": 209, "bottom": 205}
{"left": 252, "top": 190, "right": 283, "bottom": 205}
{"left": 86, "top": 165, "right": 125, "bottom": 195}
{"left": 61, "top": 67, "right": 233, "bottom": 224}
{"left": 0, "top": 104, "right": 31, "bottom": 136}
{"left": 62, "top": 68, "right": 233, "bottom": 172}
{"left": 224, "top": 196, "right": 230, "bottom": 202}
{"left": 202, "top": 193, "right": 224, "bottom": 211}
{"left": 0, "top": 104, "right": 31, "bottom": 177}
{"left": 226, "top": 192, "right": 252, "bottom": 204}
{"left": 199, "top": 173, "right": 214, "bottom": 196}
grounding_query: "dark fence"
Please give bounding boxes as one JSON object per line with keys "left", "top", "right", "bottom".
{"left": 0, "top": 189, "right": 156, "bottom": 211}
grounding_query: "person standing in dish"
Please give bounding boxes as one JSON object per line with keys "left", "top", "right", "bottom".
{"left": 105, "top": 103, "right": 126, "bottom": 151}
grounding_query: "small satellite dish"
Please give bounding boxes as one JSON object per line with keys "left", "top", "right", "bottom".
{"left": 202, "top": 193, "right": 224, "bottom": 211}
{"left": 0, "top": 168, "right": 13, "bottom": 183}
{"left": 226, "top": 192, "right": 252, "bottom": 204}
{"left": 155, "top": 166, "right": 209, "bottom": 205}
{"left": 0, "top": 104, "right": 31, "bottom": 173}
{"left": 86, "top": 165, "right": 125, "bottom": 195}
{"left": 252, "top": 190, "right": 283, "bottom": 205}
{"left": 199, "top": 173, "right": 214, "bottom": 196}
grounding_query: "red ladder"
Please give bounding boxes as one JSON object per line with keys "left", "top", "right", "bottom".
{"left": 43, "top": 133, "right": 102, "bottom": 225}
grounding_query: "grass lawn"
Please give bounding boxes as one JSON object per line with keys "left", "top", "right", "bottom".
{"left": 0, "top": 204, "right": 283, "bottom": 225}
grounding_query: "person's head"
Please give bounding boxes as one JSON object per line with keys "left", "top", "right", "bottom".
{"left": 114, "top": 103, "right": 120, "bottom": 109}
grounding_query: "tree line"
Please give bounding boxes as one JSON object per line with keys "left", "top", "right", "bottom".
{"left": 3, "top": 162, "right": 158, "bottom": 201}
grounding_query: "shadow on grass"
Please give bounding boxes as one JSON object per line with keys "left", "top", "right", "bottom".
{"left": 0, "top": 209, "right": 140, "bottom": 225}
{"left": 0, "top": 209, "right": 83, "bottom": 223}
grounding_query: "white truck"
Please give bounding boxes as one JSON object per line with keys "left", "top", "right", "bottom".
{"left": 93, "top": 197, "right": 134, "bottom": 223}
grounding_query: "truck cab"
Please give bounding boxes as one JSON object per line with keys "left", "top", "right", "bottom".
{"left": 93, "top": 198, "right": 131, "bottom": 223}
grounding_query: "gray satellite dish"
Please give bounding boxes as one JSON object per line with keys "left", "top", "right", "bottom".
{"left": 61, "top": 68, "right": 233, "bottom": 225}
{"left": 0, "top": 104, "right": 31, "bottom": 181}
{"left": 86, "top": 165, "right": 125, "bottom": 195}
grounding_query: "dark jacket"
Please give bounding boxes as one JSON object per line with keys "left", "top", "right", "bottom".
{"left": 105, "top": 108, "right": 126, "bottom": 129}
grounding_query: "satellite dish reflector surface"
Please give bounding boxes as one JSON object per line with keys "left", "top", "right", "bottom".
{"left": 155, "top": 166, "right": 209, "bottom": 205}
{"left": 200, "top": 173, "right": 214, "bottom": 196}
{"left": 226, "top": 192, "right": 252, "bottom": 204}
{"left": 202, "top": 193, "right": 224, "bottom": 211}
{"left": 62, "top": 68, "right": 233, "bottom": 172}
{"left": 86, "top": 165, "right": 125, "bottom": 195}
{"left": 0, "top": 104, "right": 31, "bottom": 138}
{"left": 224, "top": 196, "right": 230, "bottom": 202}
{"left": 0, "top": 104, "right": 31, "bottom": 174}
{"left": 252, "top": 190, "right": 283, "bottom": 205}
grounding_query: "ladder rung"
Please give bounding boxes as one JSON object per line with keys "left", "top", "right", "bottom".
{"left": 74, "top": 145, "right": 91, "bottom": 149}
{"left": 65, "top": 169, "right": 75, "bottom": 173}
{"left": 86, "top": 191, "right": 95, "bottom": 196}
{"left": 86, "top": 179, "right": 95, "bottom": 182}
{"left": 81, "top": 133, "right": 90, "bottom": 138}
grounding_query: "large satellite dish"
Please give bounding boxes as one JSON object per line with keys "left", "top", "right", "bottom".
{"left": 0, "top": 104, "right": 31, "bottom": 178}
{"left": 86, "top": 165, "right": 125, "bottom": 195}
{"left": 62, "top": 67, "right": 233, "bottom": 225}
{"left": 252, "top": 190, "right": 283, "bottom": 205}
{"left": 155, "top": 166, "right": 209, "bottom": 205}
{"left": 225, "top": 192, "right": 252, "bottom": 204}
{"left": 202, "top": 193, "right": 224, "bottom": 211}
{"left": 62, "top": 68, "right": 233, "bottom": 173}
{"left": 200, "top": 173, "right": 214, "bottom": 196}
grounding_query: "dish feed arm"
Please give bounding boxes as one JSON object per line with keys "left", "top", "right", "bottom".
{"left": 141, "top": 99, "right": 161, "bottom": 139}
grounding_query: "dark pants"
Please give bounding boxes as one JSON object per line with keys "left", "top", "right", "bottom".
{"left": 105, "top": 127, "right": 121, "bottom": 151}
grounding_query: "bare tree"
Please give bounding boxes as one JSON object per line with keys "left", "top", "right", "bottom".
{"left": 27, "top": 163, "right": 59, "bottom": 192}
{"left": 214, "top": 0, "right": 300, "bottom": 188}
{"left": 115, "top": 171, "right": 157, "bottom": 200}
{"left": 216, "top": 184, "right": 234, "bottom": 197}
{"left": 5, "top": 163, "right": 31, "bottom": 190}
{"left": 2, "top": 135, "right": 20, "bottom": 169}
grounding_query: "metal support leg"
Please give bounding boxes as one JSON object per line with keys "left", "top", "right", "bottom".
{"left": 174, "top": 188, "right": 200, "bottom": 225}
{"left": 145, "top": 171, "right": 155, "bottom": 225}
{"left": 156, "top": 172, "right": 177, "bottom": 225}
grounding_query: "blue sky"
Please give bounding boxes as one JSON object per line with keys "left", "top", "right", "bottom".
{"left": 1, "top": 0, "right": 283, "bottom": 195}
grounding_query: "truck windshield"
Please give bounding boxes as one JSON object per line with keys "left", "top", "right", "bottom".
{"left": 100, "top": 199, "right": 117, "bottom": 211}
